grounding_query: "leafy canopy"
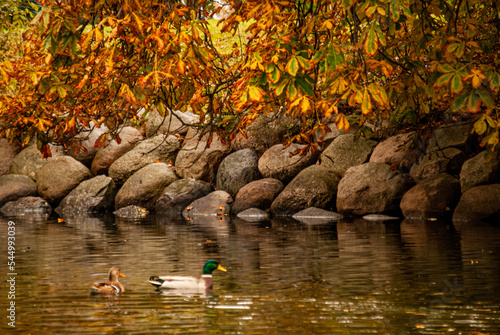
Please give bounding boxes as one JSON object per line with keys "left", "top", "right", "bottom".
{"left": 0, "top": 0, "right": 499, "bottom": 157}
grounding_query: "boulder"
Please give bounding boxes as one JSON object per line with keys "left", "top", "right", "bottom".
{"left": 410, "top": 148, "right": 466, "bottom": 182}
{"left": 155, "top": 178, "right": 213, "bottom": 217}
{"left": 428, "top": 122, "right": 476, "bottom": 153}
{"left": 113, "top": 205, "right": 149, "bottom": 219}
{"left": 145, "top": 107, "right": 198, "bottom": 137}
{"left": 362, "top": 214, "right": 400, "bottom": 221}
{"left": 1, "top": 196, "right": 52, "bottom": 215}
{"left": 175, "top": 129, "right": 231, "bottom": 184}
{"left": 231, "top": 178, "right": 284, "bottom": 214}
{"left": 36, "top": 156, "right": 93, "bottom": 204}
{"left": 232, "top": 112, "right": 295, "bottom": 155}
{"left": 313, "top": 120, "right": 348, "bottom": 149}
{"left": 453, "top": 184, "right": 500, "bottom": 222}
{"left": 459, "top": 150, "right": 500, "bottom": 193}
{"left": 0, "top": 138, "right": 20, "bottom": 175}
{"left": 292, "top": 207, "right": 343, "bottom": 224}
{"left": 108, "top": 134, "right": 180, "bottom": 185}
{"left": 10, "top": 144, "right": 65, "bottom": 181}
{"left": 258, "top": 143, "right": 319, "bottom": 184}
{"left": 182, "top": 190, "right": 233, "bottom": 218}
{"left": 319, "top": 134, "right": 377, "bottom": 176}
{"left": 400, "top": 173, "right": 460, "bottom": 219}
{"left": 0, "top": 174, "right": 37, "bottom": 205}
{"left": 369, "top": 132, "right": 416, "bottom": 166}
{"left": 91, "top": 126, "right": 143, "bottom": 175}
{"left": 337, "top": 162, "right": 412, "bottom": 216}
{"left": 55, "top": 175, "right": 117, "bottom": 214}
{"left": 66, "top": 124, "right": 109, "bottom": 166}
{"left": 216, "top": 148, "right": 261, "bottom": 197}
{"left": 236, "top": 208, "right": 270, "bottom": 222}
{"left": 270, "top": 165, "right": 341, "bottom": 216}
{"left": 115, "top": 162, "right": 178, "bottom": 210}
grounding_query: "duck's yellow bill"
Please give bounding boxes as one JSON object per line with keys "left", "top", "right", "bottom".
{"left": 217, "top": 264, "right": 227, "bottom": 272}
{"left": 119, "top": 272, "right": 126, "bottom": 278}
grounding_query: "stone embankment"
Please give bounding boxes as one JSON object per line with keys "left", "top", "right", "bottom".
{"left": 0, "top": 109, "right": 499, "bottom": 223}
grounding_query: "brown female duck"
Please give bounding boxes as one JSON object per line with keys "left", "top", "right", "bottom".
{"left": 89, "top": 266, "right": 126, "bottom": 294}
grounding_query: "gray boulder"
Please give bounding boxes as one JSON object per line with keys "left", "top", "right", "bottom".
{"left": 66, "top": 124, "right": 109, "bottom": 166}
{"left": 175, "top": 129, "right": 231, "bottom": 183}
{"left": 459, "top": 150, "right": 500, "bottom": 193}
{"left": 182, "top": 190, "right": 233, "bottom": 218}
{"left": 362, "top": 214, "right": 400, "bottom": 221}
{"left": 109, "top": 134, "right": 180, "bottom": 185}
{"left": 232, "top": 178, "right": 284, "bottom": 214}
{"left": 337, "top": 162, "right": 412, "bottom": 215}
{"left": 369, "top": 132, "right": 416, "bottom": 166}
{"left": 145, "top": 108, "right": 198, "bottom": 137}
{"left": 216, "top": 148, "right": 261, "bottom": 197}
{"left": 428, "top": 122, "right": 476, "bottom": 153}
{"left": 36, "top": 156, "right": 93, "bottom": 204}
{"left": 320, "top": 134, "right": 377, "bottom": 176}
{"left": 270, "top": 165, "right": 341, "bottom": 216}
{"left": 232, "top": 112, "right": 295, "bottom": 155}
{"left": 410, "top": 148, "right": 466, "bottom": 182}
{"left": 453, "top": 184, "right": 500, "bottom": 222}
{"left": 0, "top": 174, "right": 37, "bottom": 205}
{"left": 400, "top": 173, "right": 460, "bottom": 219}
{"left": 115, "top": 163, "right": 178, "bottom": 210}
{"left": 258, "top": 143, "right": 319, "bottom": 184}
{"left": 236, "top": 208, "right": 270, "bottom": 222}
{"left": 55, "top": 175, "right": 117, "bottom": 214}
{"left": 113, "top": 205, "right": 149, "bottom": 219}
{"left": 292, "top": 207, "right": 343, "bottom": 224}
{"left": 1, "top": 196, "right": 52, "bottom": 215}
{"left": 0, "top": 138, "right": 20, "bottom": 175}
{"left": 155, "top": 178, "right": 213, "bottom": 217}
{"left": 91, "top": 126, "right": 143, "bottom": 175}
{"left": 10, "top": 144, "right": 65, "bottom": 181}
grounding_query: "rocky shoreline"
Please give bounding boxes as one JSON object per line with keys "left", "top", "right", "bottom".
{"left": 1, "top": 110, "right": 499, "bottom": 223}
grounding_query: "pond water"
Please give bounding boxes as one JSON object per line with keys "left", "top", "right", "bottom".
{"left": 1, "top": 213, "right": 499, "bottom": 334}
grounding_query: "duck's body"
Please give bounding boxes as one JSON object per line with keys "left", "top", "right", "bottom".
{"left": 149, "top": 260, "right": 226, "bottom": 290}
{"left": 90, "top": 266, "right": 126, "bottom": 294}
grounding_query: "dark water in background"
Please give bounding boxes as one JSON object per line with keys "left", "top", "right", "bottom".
{"left": 0, "top": 213, "right": 499, "bottom": 334}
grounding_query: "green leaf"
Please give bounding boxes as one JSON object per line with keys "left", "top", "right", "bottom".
{"left": 287, "top": 81, "right": 298, "bottom": 100}
{"left": 451, "top": 90, "right": 469, "bottom": 112}
{"left": 374, "top": 24, "right": 386, "bottom": 46}
{"left": 274, "top": 79, "right": 289, "bottom": 96}
{"left": 364, "top": 24, "right": 378, "bottom": 56}
{"left": 285, "top": 56, "right": 299, "bottom": 77}
{"left": 296, "top": 56, "right": 312, "bottom": 70}
{"left": 477, "top": 87, "right": 494, "bottom": 109}
{"left": 435, "top": 73, "right": 453, "bottom": 87}
{"left": 268, "top": 67, "right": 281, "bottom": 84}
{"left": 437, "top": 64, "right": 455, "bottom": 73}
{"left": 296, "top": 76, "right": 314, "bottom": 96}
{"left": 450, "top": 74, "right": 463, "bottom": 94}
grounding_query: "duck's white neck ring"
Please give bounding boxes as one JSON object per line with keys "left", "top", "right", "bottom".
{"left": 202, "top": 274, "right": 212, "bottom": 278}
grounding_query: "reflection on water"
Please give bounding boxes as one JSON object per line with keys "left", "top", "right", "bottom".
{"left": 1, "top": 213, "right": 499, "bottom": 334}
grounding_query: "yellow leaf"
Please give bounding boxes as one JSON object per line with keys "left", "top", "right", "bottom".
{"left": 337, "top": 114, "right": 350, "bottom": 131}
{"left": 248, "top": 86, "right": 265, "bottom": 102}
{"left": 361, "top": 88, "right": 372, "bottom": 114}
{"left": 300, "top": 96, "right": 311, "bottom": 114}
{"left": 177, "top": 60, "right": 186, "bottom": 75}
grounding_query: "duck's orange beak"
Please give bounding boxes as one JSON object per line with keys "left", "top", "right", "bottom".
{"left": 217, "top": 264, "right": 227, "bottom": 272}
{"left": 119, "top": 272, "right": 126, "bottom": 278}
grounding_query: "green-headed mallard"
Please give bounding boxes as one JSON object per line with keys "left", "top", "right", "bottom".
{"left": 148, "top": 260, "right": 226, "bottom": 290}
{"left": 89, "top": 266, "right": 126, "bottom": 294}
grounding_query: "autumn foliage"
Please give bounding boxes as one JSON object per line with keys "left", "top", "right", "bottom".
{"left": 0, "top": 0, "right": 499, "bottom": 157}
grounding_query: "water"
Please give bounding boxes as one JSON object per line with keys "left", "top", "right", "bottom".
{"left": 1, "top": 213, "right": 499, "bottom": 334}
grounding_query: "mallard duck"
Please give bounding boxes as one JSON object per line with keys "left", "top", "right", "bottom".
{"left": 89, "top": 266, "right": 126, "bottom": 294}
{"left": 148, "top": 260, "right": 226, "bottom": 290}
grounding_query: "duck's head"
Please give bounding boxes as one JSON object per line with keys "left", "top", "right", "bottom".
{"left": 108, "top": 266, "right": 126, "bottom": 281}
{"left": 202, "top": 260, "right": 227, "bottom": 275}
